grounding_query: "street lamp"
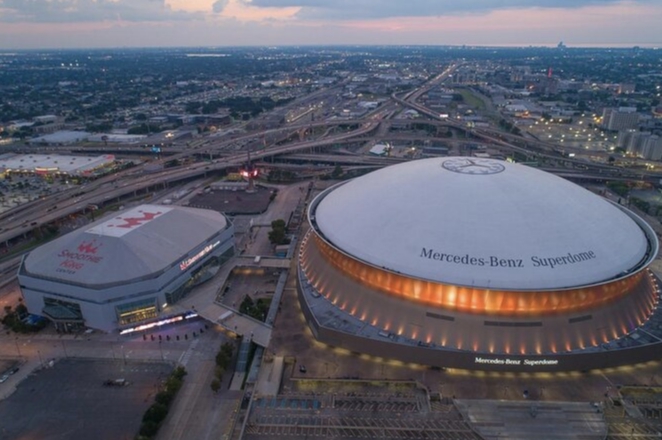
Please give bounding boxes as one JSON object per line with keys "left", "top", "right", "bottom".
{"left": 14, "top": 338, "right": 21, "bottom": 358}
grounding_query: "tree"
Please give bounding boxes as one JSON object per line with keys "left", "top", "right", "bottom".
{"left": 185, "top": 102, "right": 201, "bottom": 113}
{"left": 210, "top": 379, "right": 221, "bottom": 393}
{"left": 239, "top": 295, "right": 255, "bottom": 316}
{"left": 155, "top": 391, "right": 174, "bottom": 407}
{"left": 268, "top": 218, "right": 288, "bottom": 245}
{"left": 139, "top": 421, "right": 159, "bottom": 438}
{"left": 143, "top": 403, "right": 168, "bottom": 424}
{"left": 221, "top": 342, "right": 234, "bottom": 357}
{"left": 271, "top": 219, "right": 286, "bottom": 230}
{"left": 216, "top": 351, "right": 230, "bottom": 369}
{"left": 15, "top": 303, "right": 28, "bottom": 318}
{"left": 268, "top": 228, "right": 286, "bottom": 245}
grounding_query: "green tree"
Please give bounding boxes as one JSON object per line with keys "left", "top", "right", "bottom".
{"left": 268, "top": 219, "right": 289, "bottom": 245}
{"left": 139, "top": 421, "right": 159, "bottom": 438}
{"left": 15, "top": 303, "right": 28, "bottom": 318}
{"left": 221, "top": 342, "right": 234, "bottom": 357}
{"left": 268, "top": 228, "right": 286, "bottom": 245}
{"left": 216, "top": 352, "right": 230, "bottom": 369}
{"left": 143, "top": 403, "right": 168, "bottom": 424}
{"left": 155, "top": 391, "right": 174, "bottom": 407}
{"left": 271, "top": 219, "right": 286, "bottom": 229}
{"left": 210, "top": 379, "right": 221, "bottom": 393}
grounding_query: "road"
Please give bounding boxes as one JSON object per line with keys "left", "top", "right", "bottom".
{"left": 156, "top": 330, "right": 243, "bottom": 440}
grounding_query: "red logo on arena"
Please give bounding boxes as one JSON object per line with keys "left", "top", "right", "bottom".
{"left": 110, "top": 211, "right": 162, "bottom": 229}
{"left": 77, "top": 239, "right": 101, "bottom": 254}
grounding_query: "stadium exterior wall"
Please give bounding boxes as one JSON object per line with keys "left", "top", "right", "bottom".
{"left": 19, "top": 226, "right": 234, "bottom": 332}
{"left": 299, "top": 229, "right": 658, "bottom": 354}
{"left": 297, "top": 279, "right": 662, "bottom": 372}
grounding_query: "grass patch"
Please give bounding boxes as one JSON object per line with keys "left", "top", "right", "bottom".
{"left": 456, "top": 88, "right": 486, "bottom": 111}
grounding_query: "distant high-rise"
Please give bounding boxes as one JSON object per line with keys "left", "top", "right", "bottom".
{"left": 602, "top": 107, "right": 640, "bottom": 131}
{"left": 618, "top": 83, "right": 636, "bottom": 94}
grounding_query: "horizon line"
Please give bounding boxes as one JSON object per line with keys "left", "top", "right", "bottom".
{"left": 1, "top": 43, "right": 661, "bottom": 52}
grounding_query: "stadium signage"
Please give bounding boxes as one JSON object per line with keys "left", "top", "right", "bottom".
{"left": 474, "top": 357, "right": 559, "bottom": 367}
{"left": 420, "top": 248, "right": 596, "bottom": 270}
{"left": 56, "top": 239, "right": 104, "bottom": 274}
{"left": 179, "top": 240, "right": 220, "bottom": 271}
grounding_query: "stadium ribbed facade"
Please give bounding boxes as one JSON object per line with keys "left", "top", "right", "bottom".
{"left": 297, "top": 158, "right": 660, "bottom": 371}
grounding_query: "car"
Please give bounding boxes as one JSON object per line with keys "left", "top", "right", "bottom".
{"left": 0, "top": 374, "right": 10, "bottom": 384}
{"left": 299, "top": 365, "right": 307, "bottom": 373}
{"left": 8, "top": 367, "right": 19, "bottom": 375}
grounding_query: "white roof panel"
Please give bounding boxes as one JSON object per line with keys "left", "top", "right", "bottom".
{"left": 23, "top": 204, "right": 228, "bottom": 287}
{"left": 313, "top": 157, "right": 651, "bottom": 290}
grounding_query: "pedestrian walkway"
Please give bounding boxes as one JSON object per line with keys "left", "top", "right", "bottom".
{"left": 166, "top": 255, "right": 274, "bottom": 347}
{"left": 254, "top": 355, "right": 285, "bottom": 397}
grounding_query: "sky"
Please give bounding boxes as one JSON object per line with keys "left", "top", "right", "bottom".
{"left": 0, "top": 0, "right": 661, "bottom": 50}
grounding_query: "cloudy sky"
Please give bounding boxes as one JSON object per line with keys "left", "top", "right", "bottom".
{"left": 0, "top": 0, "right": 660, "bottom": 49}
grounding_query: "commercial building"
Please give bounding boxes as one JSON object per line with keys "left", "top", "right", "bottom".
{"left": 19, "top": 204, "right": 234, "bottom": 332}
{"left": 298, "top": 158, "right": 660, "bottom": 371}
{"left": 0, "top": 153, "right": 116, "bottom": 177}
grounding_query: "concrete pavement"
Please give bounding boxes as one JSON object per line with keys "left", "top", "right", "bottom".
{"left": 157, "top": 329, "right": 242, "bottom": 440}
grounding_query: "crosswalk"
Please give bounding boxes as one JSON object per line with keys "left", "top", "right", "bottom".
{"left": 177, "top": 338, "right": 200, "bottom": 366}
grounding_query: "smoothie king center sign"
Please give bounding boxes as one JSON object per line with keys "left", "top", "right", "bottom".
{"left": 57, "top": 239, "right": 104, "bottom": 274}
{"left": 56, "top": 207, "right": 171, "bottom": 274}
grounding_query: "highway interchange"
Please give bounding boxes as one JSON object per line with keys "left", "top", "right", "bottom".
{"left": 2, "top": 63, "right": 662, "bottom": 439}
{"left": 1, "top": 62, "right": 662, "bottom": 285}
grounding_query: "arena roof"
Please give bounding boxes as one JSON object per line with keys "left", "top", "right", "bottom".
{"left": 23, "top": 204, "right": 228, "bottom": 287}
{"left": 0, "top": 153, "right": 115, "bottom": 175}
{"left": 312, "top": 157, "right": 654, "bottom": 290}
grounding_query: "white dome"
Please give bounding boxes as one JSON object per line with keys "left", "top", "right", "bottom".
{"left": 313, "top": 157, "right": 652, "bottom": 290}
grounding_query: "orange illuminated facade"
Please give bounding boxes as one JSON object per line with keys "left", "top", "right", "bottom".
{"left": 300, "top": 229, "right": 658, "bottom": 356}
{"left": 296, "top": 158, "right": 661, "bottom": 369}
{"left": 312, "top": 234, "right": 648, "bottom": 317}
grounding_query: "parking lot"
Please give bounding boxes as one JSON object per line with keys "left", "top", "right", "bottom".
{"left": 188, "top": 186, "right": 273, "bottom": 215}
{"left": 0, "top": 358, "right": 172, "bottom": 440}
{"left": 245, "top": 413, "right": 480, "bottom": 439}
{"left": 245, "top": 377, "right": 480, "bottom": 440}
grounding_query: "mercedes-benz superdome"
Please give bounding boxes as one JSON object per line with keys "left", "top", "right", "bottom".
{"left": 19, "top": 204, "right": 235, "bottom": 332}
{"left": 298, "top": 157, "right": 661, "bottom": 371}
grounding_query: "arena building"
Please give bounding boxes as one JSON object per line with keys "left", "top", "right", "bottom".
{"left": 0, "top": 153, "right": 116, "bottom": 177}
{"left": 18, "top": 204, "right": 234, "bottom": 332}
{"left": 298, "top": 157, "right": 661, "bottom": 371}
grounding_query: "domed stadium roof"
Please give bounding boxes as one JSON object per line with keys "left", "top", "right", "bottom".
{"left": 312, "top": 157, "right": 654, "bottom": 290}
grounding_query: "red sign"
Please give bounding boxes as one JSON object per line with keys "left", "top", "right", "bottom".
{"left": 109, "top": 211, "right": 162, "bottom": 229}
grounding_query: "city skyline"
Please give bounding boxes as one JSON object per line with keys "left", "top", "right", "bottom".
{"left": 1, "top": 0, "right": 661, "bottom": 50}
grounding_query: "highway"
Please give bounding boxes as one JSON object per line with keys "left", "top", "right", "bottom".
{"left": 0, "top": 120, "right": 380, "bottom": 247}
{"left": 2, "top": 61, "right": 661, "bottom": 264}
